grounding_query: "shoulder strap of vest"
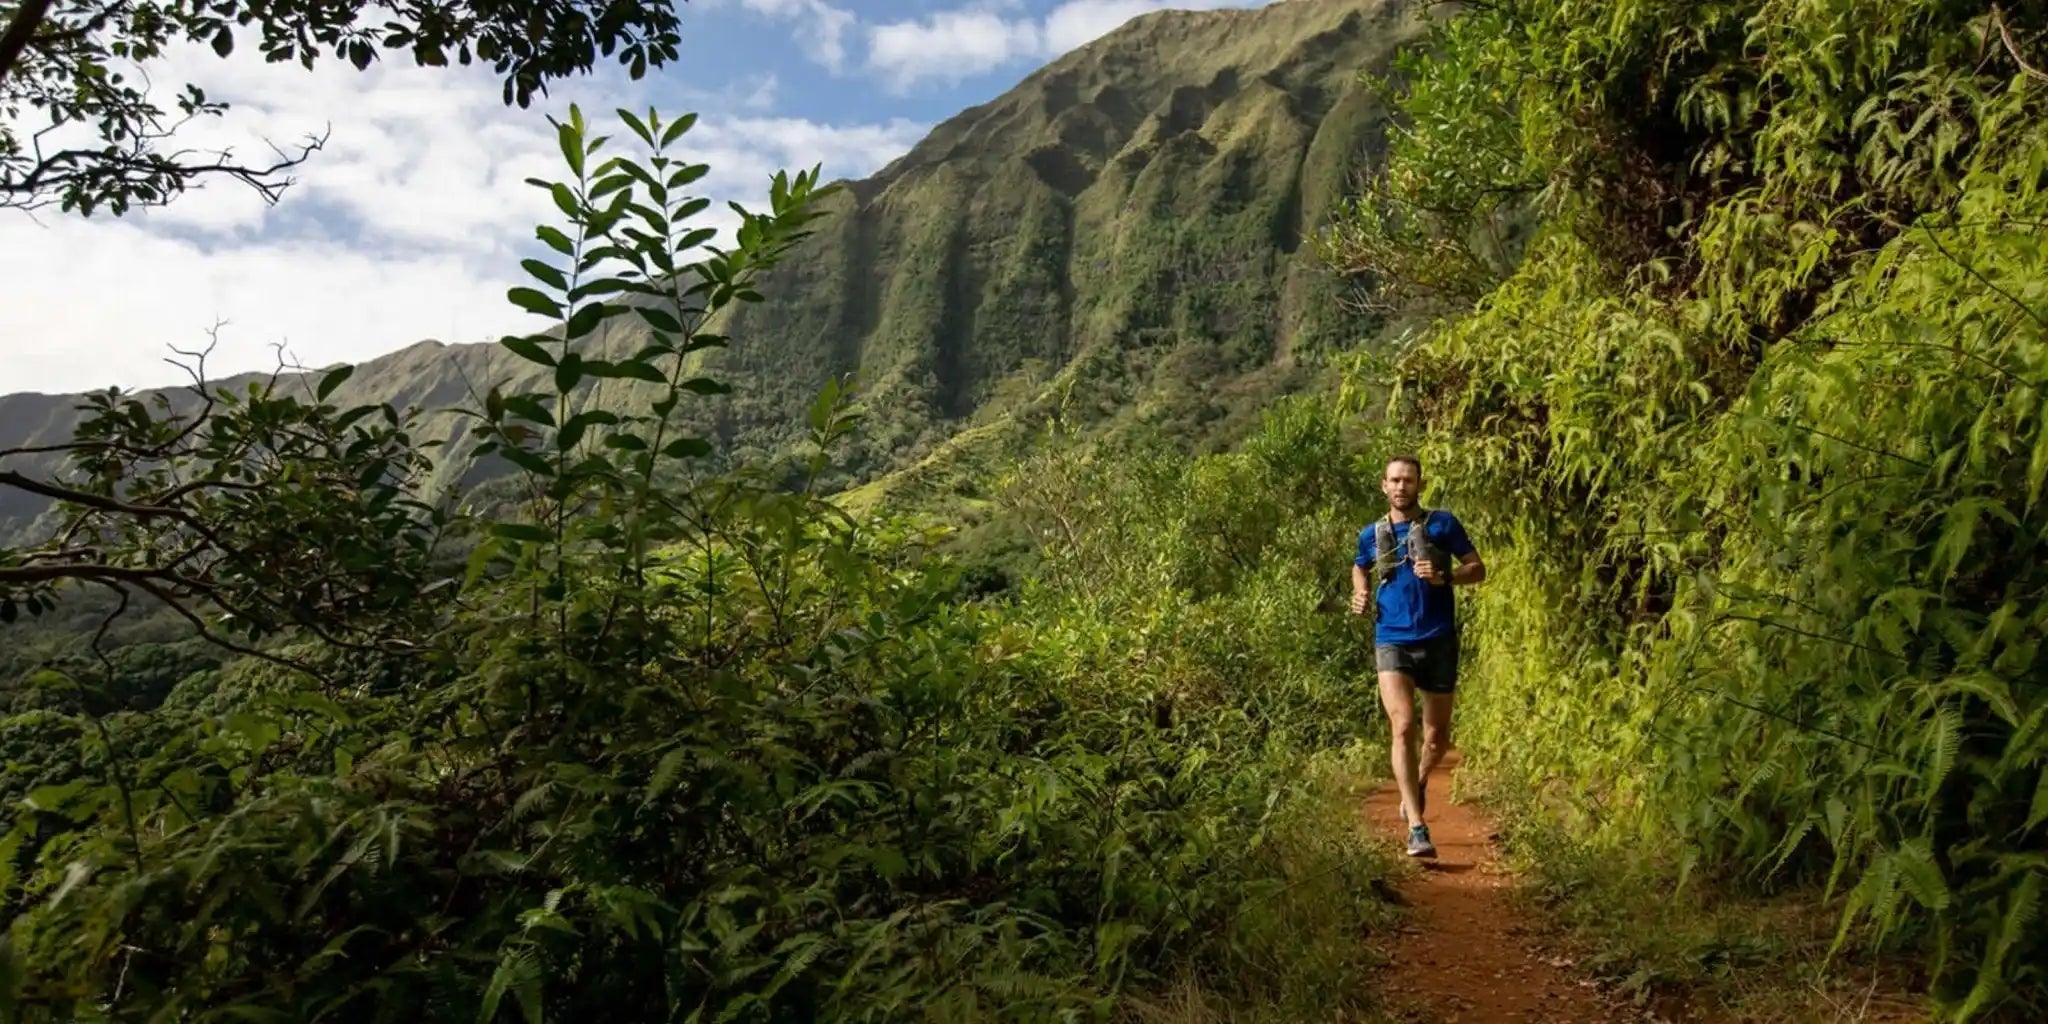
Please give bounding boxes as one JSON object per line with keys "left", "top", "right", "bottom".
{"left": 1384, "top": 509, "right": 1435, "bottom": 534}
{"left": 1373, "top": 516, "right": 1396, "bottom": 583}
{"left": 1373, "top": 511, "right": 1411, "bottom": 583}
{"left": 1375, "top": 509, "right": 1437, "bottom": 584}
{"left": 1410, "top": 507, "right": 1438, "bottom": 550}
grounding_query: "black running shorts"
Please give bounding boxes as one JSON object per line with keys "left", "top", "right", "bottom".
{"left": 1375, "top": 631, "right": 1460, "bottom": 694}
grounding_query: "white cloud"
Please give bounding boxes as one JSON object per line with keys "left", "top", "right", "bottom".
{"left": 864, "top": 0, "right": 1274, "bottom": 90}
{"left": 735, "top": 72, "right": 783, "bottom": 112}
{"left": 868, "top": 11, "right": 1043, "bottom": 90}
{"left": 1042, "top": 0, "right": 1229, "bottom": 52}
{"left": 0, "top": 44, "right": 926, "bottom": 397}
{"left": 733, "top": 0, "right": 858, "bottom": 72}
{"left": 1, "top": 219, "right": 517, "bottom": 395}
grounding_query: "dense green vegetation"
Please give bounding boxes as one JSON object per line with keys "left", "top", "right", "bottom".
{"left": 0, "top": 100, "right": 1409, "bottom": 1020}
{"left": 1321, "top": 0, "right": 2048, "bottom": 1018}
{"left": 14, "top": 0, "right": 2048, "bottom": 1018}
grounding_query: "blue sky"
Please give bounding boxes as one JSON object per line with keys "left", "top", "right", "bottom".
{"left": 0, "top": 0, "right": 1275, "bottom": 396}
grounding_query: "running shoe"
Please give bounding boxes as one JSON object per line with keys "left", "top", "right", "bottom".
{"left": 1406, "top": 824, "right": 1437, "bottom": 858}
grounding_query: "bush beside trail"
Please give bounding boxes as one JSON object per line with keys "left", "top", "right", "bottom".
{"left": 1320, "top": 2, "right": 2048, "bottom": 1018}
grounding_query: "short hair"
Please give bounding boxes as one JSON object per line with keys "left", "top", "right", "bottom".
{"left": 1385, "top": 453, "right": 1423, "bottom": 476}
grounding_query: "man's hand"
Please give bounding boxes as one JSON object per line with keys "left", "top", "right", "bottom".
{"left": 1414, "top": 557, "right": 1446, "bottom": 586}
{"left": 1349, "top": 589, "right": 1368, "bottom": 615}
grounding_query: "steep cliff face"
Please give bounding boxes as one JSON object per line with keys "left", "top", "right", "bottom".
{"left": 705, "top": 0, "right": 1412, "bottom": 483}
{"left": 0, "top": 0, "right": 1418, "bottom": 541}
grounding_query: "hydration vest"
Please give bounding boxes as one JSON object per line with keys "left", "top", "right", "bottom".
{"left": 1373, "top": 508, "right": 1449, "bottom": 587}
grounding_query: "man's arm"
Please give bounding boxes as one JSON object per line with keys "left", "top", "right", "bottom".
{"left": 1350, "top": 528, "right": 1373, "bottom": 613}
{"left": 1432, "top": 512, "right": 1484, "bottom": 586}
{"left": 1451, "top": 550, "right": 1486, "bottom": 586}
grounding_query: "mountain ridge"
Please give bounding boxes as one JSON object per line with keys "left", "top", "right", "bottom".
{"left": 1, "top": 0, "right": 1419, "bottom": 542}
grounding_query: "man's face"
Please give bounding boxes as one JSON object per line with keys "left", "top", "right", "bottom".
{"left": 1382, "top": 460, "right": 1421, "bottom": 511}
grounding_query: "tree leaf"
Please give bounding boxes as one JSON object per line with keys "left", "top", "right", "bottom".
{"left": 535, "top": 225, "right": 575, "bottom": 256}
{"left": 569, "top": 278, "right": 632, "bottom": 302}
{"left": 659, "top": 112, "right": 698, "bottom": 148}
{"left": 508, "top": 287, "right": 564, "bottom": 319}
{"left": 616, "top": 107, "right": 655, "bottom": 147}
{"left": 556, "top": 119, "right": 585, "bottom": 178}
{"left": 589, "top": 173, "right": 635, "bottom": 200}
{"left": 550, "top": 182, "right": 580, "bottom": 220}
{"left": 554, "top": 352, "right": 584, "bottom": 393}
{"left": 559, "top": 409, "right": 615, "bottom": 451}
{"left": 521, "top": 259, "right": 568, "bottom": 291}
{"left": 499, "top": 445, "right": 555, "bottom": 477}
{"left": 611, "top": 361, "right": 668, "bottom": 384}
{"left": 502, "top": 395, "right": 556, "bottom": 427}
{"left": 565, "top": 303, "right": 610, "bottom": 340}
{"left": 636, "top": 307, "right": 684, "bottom": 334}
{"left": 667, "top": 163, "right": 709, "bottom": 188}
{"left": 316, "top": 364, "right": 355, "bottom": 402}
{"left": 662, "top": 437, "right": 712, "bottom": 459}
{"left": 500, "top": 335, "right": 557, "bottom": 368}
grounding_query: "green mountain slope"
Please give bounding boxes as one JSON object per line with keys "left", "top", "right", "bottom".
{"left": 0, "top": 0, "right": 1418, "bottom": 543}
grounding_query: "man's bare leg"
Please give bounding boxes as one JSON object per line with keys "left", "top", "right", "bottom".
{"left": 1417, "top": 690, "right": 1455, "bottom": 812}
{"left": 1378, "top": 670, "right": 1424, "bottom": 826}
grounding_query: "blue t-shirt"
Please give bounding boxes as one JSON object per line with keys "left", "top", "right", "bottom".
{"left": 1354, "top": 511, "right": 1476, "bottom": 645}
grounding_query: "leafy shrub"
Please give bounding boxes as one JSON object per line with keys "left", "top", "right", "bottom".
{"left": 1321, "top": 2, "right": 2048, "bottom": 1018}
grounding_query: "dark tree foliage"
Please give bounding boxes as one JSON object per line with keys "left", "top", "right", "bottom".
{"left": 0, "top": 0, "right": 686, "bottom": 214}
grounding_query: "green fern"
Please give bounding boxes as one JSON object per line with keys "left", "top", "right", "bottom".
{"left": 478, "top": 946, "right": 545, "bottom": 1024}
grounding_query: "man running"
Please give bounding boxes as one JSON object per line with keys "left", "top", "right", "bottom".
{"left": 1350, "top": 454, "right": 1485, "bottom": 858}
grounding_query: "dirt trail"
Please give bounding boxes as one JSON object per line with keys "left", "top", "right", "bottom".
{"left": 1364, "top": 751, "right": 1636, "bottom": 1024}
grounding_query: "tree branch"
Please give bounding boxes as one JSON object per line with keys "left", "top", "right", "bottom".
{"left": 1992, "top": 5, "right": 2048, "bottom": 83}
{"left": 0, "top": 470, "right": 188, "bottom": 519}
{"left": 0, "top": 0, "right": 56, "bottom": 85}
{"left": 3, "top": 122, "right": 332, "bottom": 213}
{"left": 0, "top": 561, "right": 203, "bottom": 587}
{"left": 125, "top": 576, "right": 329, "bottom": 684}
{"left": 0, "top": 439, "right": 94, "bottom": 459}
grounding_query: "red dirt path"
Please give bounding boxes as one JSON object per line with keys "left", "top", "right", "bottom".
{"left": 1363, "top": 751, "right": 1642, "bottom": 1024}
